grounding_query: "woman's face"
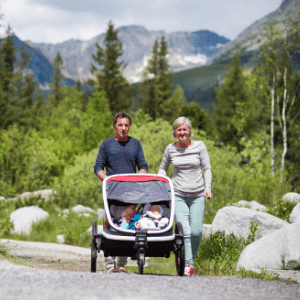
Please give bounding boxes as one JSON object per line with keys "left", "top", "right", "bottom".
{"left": 174, "top": 122, "right": 190, "bottom": 142}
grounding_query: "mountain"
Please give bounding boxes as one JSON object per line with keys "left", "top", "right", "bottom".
{"left": 27, "top": 25, "right": 230, "bottom": 83}
{"left": 169, "top": 0, "right": 300, "bottom": 110}
{"left": 12, "top": 36, "right": 75, "bottom": 87}
{"left": 209, "top": 0, "right": 300, "bottom": 64}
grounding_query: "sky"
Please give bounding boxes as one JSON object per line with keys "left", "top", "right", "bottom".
{"left": 0, "top": 0, "right": 284, "bottom": 44}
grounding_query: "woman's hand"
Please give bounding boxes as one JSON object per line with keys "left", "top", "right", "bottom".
{"left": 204, "top": 189, "right": 213, "bottom": 199}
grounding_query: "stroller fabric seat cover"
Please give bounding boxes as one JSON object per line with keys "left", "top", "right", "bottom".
{"left": 106, "top": 179, "right": 171, "bottom": 204}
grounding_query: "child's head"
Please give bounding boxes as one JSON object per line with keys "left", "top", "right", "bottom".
{"left": 150, "top": 205, "right": 163, "bottom": 215}
{"left": 121, "top": 205, "right": 136, "bottom": 220}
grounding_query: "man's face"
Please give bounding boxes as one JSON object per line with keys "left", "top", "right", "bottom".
{"left": 113, "top": 117, "right": 130, "bottom": 140}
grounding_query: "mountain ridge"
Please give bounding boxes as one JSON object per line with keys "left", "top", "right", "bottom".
{"left": 209, "top": 0, "right": 299, "bottom": 64}
{"left": 26, "top": 25, "right": 230, "bottom": 84}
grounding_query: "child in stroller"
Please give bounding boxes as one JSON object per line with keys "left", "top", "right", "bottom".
{"left": 113, "top": 204, "right": 169, "bottom": 230}
{"left": 135, "top": 204, "right": 169, "bottom": 230}
{"left": 113, "top": 205, "right": 141, "bottom": 230}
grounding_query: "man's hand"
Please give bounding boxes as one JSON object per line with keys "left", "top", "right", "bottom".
{"left": 97, "top": 170, "right": 107, "bottom": 181}
{"left": 139, "top": 169, "right": 147, "bottom": 174}
{"left": 204, "top": 189, "right": 213, "bottom": 199}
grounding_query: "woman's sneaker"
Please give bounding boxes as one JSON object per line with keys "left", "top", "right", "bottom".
{"left": 184, "top": 265, "right": 195, "bottom": 276}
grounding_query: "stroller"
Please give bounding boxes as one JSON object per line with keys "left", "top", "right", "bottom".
{"left": 91, "top": 173, "right": 185, "bottom": 275}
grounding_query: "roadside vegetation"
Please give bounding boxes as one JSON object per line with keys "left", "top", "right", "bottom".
{"left": 0, "top": 19, "right": 300, "bottom": 281}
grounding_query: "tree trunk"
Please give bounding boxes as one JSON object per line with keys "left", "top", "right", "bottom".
{"left": 280, "top": 68, "right": 288, "bottom": 182}
{"left": 271, "top": 74, "right": 275, "bottom": 177}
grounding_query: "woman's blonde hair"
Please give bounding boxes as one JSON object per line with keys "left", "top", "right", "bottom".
{"left": 172, "top": 117, "right": 194, "bottom": 138}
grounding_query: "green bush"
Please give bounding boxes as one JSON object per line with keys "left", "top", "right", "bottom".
{"left": 195, "top": 222, "right": 258, "bottom": 275}
{"left": 53, "top": 149, "right": 103, "bottom": 210}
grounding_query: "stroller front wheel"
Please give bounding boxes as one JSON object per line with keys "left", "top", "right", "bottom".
{"left": 137, "top": 249, "right": 145, "bottom": 274}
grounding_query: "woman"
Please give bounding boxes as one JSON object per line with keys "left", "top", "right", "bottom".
{"left": 158, "top": 117, "right": 212, "bottom": 276}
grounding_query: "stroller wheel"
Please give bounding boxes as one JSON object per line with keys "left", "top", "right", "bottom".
{"left": 91, "top": 221, "right": 98, "bottom": 273}
{"left": 137, "top": 249, "right": 145, "bottom": 274}
{"left": 91, "top": 237, "right": 97, "bottom": 272}
{"left": 175, "top": 222, "right": 185, "bottom": 276}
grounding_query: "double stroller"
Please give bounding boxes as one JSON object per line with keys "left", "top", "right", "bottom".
{"left": 91, "top": 174, "right": 185, "bottom": 275}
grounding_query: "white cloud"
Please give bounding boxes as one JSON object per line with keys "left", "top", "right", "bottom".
{"left": 1, "top": 0, "right": 283, "bottom": 44}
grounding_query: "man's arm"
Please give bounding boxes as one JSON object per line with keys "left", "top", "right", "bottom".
{"left": 136, "top": 140, "right": 148, "bottom": 173}
{"left": 94, "top": 140, "right": 108, "bottom": 179}
{"left": 96, "top": 170, "right": 107, "bottom": 181}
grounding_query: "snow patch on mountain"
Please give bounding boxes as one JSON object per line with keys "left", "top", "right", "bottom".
{"left": 126, "top": 53, "right": 208, "bottom": 83}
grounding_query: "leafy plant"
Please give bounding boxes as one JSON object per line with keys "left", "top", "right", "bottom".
{"left": 194, "top": 221, "right": 259, "bottom": 276}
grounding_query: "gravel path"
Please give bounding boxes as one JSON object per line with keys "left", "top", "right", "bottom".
{"left": 1, "top": 239, "right": 299, "bottom": 300}
{"left": 0, "top": 268, "right": 299, "bottom": 300}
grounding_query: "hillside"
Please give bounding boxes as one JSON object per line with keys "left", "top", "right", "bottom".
{"left": 173, "top": 0, "right": 300, "bottom": 110}
{"left": 209, "top": 0, "right": 299, "bottom": 64}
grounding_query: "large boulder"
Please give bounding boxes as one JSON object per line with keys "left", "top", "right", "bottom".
{"left": 289, "top": 203, "right": 300, "bottom": 223}
{"left": 233, "top": 200, "right": 267, "bottom": 212}
{"left": 10, "top": 206, "right": 49, "bottom": 235}
{"left": 18, "top": 189, "right": 56, "bottom": 201}
{"left": 71, "top": 204, "right": 94, "bottom": 214}
{"left": 71, "top": 205, "right": 95, "bottom": 217}
{"left": 282, "top": 192, "right": 300, "bottom": 203}
{"left": 211, "top": 206, "right": 288, "bottom": 239}
{"left": 237, "top": 219, "right": 300, "bottom": 270}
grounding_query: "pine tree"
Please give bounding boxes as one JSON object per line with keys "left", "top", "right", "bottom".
{"left": 0, "top": 25, "right": 16, "bottom": 129}
{"left": 213, "top": 50, "right": 257, "bottom": 149}
{"left": 140, "top": 36, "right": 173, "bottom": 120}
{"left": 157, "top": 36, "right": 172, "bottom": 103}
{"left": 179, "top": 101, "right": 215, "bottom": 136}
{"left": 90, "top": 21, "right": 132, "bottom": 113}
{"left": 50, "top": 52, "right": 64, "bottom": 108}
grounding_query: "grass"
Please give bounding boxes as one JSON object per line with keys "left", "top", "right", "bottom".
{"left": 0, "top": 244, "right": 33, "bottom": 268}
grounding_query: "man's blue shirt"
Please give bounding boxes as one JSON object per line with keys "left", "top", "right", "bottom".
{"left": 94, "top": 136, "right": 148, "bottom": 176}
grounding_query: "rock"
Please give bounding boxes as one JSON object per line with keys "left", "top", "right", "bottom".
{"left": 282, "top": 192, "right": 300, "bottom": 203}
{"left": 237, "top": 219, "right": 300, "bottom": 270}
{"left": 202, "top": 224, "right": 212, "bottom": 238}
{"left": 211, "top": 206, "right": 288, "bottom": 240}
{"left": 97, "top": 208, "right": 105, "bottom": 220}
{"left": 0, "top": 196, "right": 5, "bottom": 201}
{"left": 80, "top": 213, "right": 91, "bottom": 217}
{"left": 56, "top": 235, "right": 65, "bottom": 244}
{"left": 290, "top": 203, "right": 300, "bottom": 223}
{"left": 10, "top": 206, "right": 49, "bottom": 235}
{"left": 234, "top": 200, "right": 267, "bottom": 212}
{"left": 71, "top": 205, "right": 95, "bottom": 215}
{"left": 18, "top": 189, "right": 56, "bottom": 201}
{"left": 86, "top": 225, "right": 103, "bottom": 234}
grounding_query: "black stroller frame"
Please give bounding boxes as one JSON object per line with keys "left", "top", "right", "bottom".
{"left": 91, "top": 174, "right": 185, "bottom": 275}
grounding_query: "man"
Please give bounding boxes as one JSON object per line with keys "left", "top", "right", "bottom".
{"left": 94, "top": 112, "right": 148, "bottom": 272}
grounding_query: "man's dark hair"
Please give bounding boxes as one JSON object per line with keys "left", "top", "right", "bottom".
{"left": 113, "top": 112, "right": 132, "bottom": 126}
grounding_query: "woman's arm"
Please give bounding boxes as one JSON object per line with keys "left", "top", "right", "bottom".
{"left": 158, "top": 145, "right": 171, "bottom": 176}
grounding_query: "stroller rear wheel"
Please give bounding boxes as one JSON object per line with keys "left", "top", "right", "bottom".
{"left": 91, "top": 221, "right": 98, "bottom": 273}
{"left": 175, "top": 222, "right": 185, "bottom": 276}
{"left": 137, "top": 249, "right": 145, "bottom": 274}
